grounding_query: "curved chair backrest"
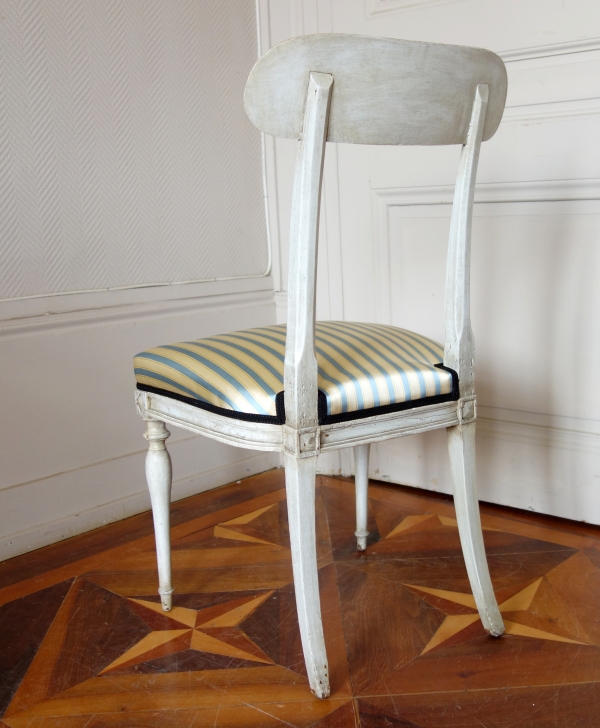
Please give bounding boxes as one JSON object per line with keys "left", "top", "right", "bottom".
{"left": 244, "top": 34, "right": 507, "bottom": 146}
{"left": 243, "top": 33, "right": 507, "bottom": 432}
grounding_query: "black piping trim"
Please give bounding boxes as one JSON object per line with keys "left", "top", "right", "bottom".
{"left": 137, "top": 365, "right": 459, "bottom": 427}
{"left": 435, "top": 362, "right": 460, "bottom": 398}
{"left": 137, "top": 384, "right": 286, "bottom": 424}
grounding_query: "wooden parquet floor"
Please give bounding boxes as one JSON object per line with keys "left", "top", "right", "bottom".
{"left": 2, "top": 469, "right": 600, "bottom": 727}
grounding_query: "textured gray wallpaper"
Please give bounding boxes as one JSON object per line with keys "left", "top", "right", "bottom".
{"left": 0, "top": 0, "right": 268, "bottom": 299}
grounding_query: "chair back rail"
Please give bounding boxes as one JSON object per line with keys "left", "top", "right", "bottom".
{"left": 444, "top": 84, "right": 489, "bottom": 398}
{"left": 244, "top": 34, "right": 507, "bottom": 146}
{"left": 284, "top": 72, "right": 333, "bottom": 430}
{"left": 244, "top": 34, "right": 507, "bottom": 428}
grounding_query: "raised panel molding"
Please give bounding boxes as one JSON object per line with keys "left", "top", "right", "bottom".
{"left": 503, "top": 97, "right": 600, "bottom": 124}
{"left": 371, "top": 177, "right": 600, "bottom": 466}
{"left": 0, "top": 274, "right": 278, "bottom": 559}
{"left": 0, "top": 276, "right": 275, "bottom": 341}
{"left": 363, "top": 6, "right": 600, "bottom": 123}
{"left": 372, "top": 178, "right": 600, "bottom": 326}
{"left": 500, "top": 37, "right": 600, "bottom": 68}
{"left": 500, "top": 37, "right": 600, "bottom": 123}
{"left": 365, "top": 0, "right": 463, "bottom": 17}
{"left": 477, "top": 406, "right": 600, "bottom": 457}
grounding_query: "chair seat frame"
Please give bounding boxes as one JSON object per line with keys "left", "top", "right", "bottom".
{"left": 136, "top": 34, "right": 508, "bottom": 699}
{"left": 136, "top": 388, "right": 473, "bottom": 454}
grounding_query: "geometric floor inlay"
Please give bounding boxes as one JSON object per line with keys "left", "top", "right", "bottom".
{"left": 101, "top": 591, "right": 275, "bottom": 673}
{"left": 406, "top": 576, "right": 590, "bottom": 655}
{"left": 2, "top": 468, "right": 600, "bottom": 727}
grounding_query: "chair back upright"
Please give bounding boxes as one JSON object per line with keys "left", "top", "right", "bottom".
{"left": 244, "top": 34, "right": 508, "bottom": 430}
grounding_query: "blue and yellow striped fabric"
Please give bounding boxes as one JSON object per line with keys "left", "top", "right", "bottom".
{"left": 134, "top": 322, "right": 455, "bottom": 420}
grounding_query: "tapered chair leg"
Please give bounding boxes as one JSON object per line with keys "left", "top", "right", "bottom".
{"left": 354, "top": 443, "right": 370, "bottom": 551}
{"left": 284, "top": 453, "right": 330, "bottom": 698}
{"left": 144, "top": 419, "right": 173, "bottom": 612}
{"left": 447, "top": 422, "right": 504, "bottom": 636}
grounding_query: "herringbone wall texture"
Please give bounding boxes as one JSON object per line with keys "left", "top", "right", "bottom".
{"left": 0, "top": 0, "right": 267, "bottom": 299}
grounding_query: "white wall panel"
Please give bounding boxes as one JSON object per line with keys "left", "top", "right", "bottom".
{"left": 0, "top": 4, "right": 278, "bottom": 559}
{"left": 0, "top": 278, "right": 279, "bottom": 560}
{"left": 265, "top": 0, "right": 600, "bottom": 523}
{"left": 0, "top": 0, "right": 267, "bottom": 299}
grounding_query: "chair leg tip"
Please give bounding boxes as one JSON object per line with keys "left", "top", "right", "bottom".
{"left": 309, "top": 665, "right": 330, "bottom": 699}
{"left": 355, "top": 530, "right": 369, "bottom": 551}
{"left": 159, "top": 588, "right": 173, "bottom": 612}
{"left": 489, "top": 623, "right": 505, "bottom": 638}
{"left": 485, "top": 612, "right": 505, "bottom": 637}
{"left": 311, "top": 684, "right": 331, "bottom": 699}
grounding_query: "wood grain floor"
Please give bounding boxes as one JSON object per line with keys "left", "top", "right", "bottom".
{"left": 2, "top": 468, "right": 600, "bottom": 727}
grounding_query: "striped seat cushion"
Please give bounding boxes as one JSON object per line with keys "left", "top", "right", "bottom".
{"left": 134, "top": 322, "right": 458, "bottom": 424}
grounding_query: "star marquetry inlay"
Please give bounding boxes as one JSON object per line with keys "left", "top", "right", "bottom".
{"left": 213, "top": 504, "right": 284, "bottom": 546}
{"left": 101, "top": 591, "right": 274, "bottom": 673}
{"left": 404, "top": 578, "right": 592, "bottom": 654}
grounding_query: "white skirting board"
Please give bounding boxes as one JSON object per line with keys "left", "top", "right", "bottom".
{"left": 0, "top": 277, "right": 278, "bottom": 561}
{"left": 316, "top": 409, "right": 600, "bottom": 526}
{"left": 0, "top": 442, "right": 279, "bottom": 562}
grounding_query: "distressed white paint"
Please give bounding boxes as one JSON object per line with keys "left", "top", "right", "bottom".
{"left": 140, "top": 34, "right": 507, "bottom": 697}
{"left": 138, "top": 389, "right": 469, "bottom": 454}
{"left": 284, "top": 72, "right": 333, "bottom": 432}
{"left": 283, "top": 453, "right": 329, "bottom": 696}
{"left": 444, "top": 84, "right": 488, "bottom": 399}
{"left": 448, "top": 422, "right": 504, "bottom": 635}
{"left": 245, "top": 34, "right": 506, "bottom": 145}
{"left": 354, "top": 443, "right": 370, "bottom": 550}
{"left": 279, "top": 74, "right": 339, "bottom": 692}
{"left": 144, "top": 419, "right": 173, "bottom": 611}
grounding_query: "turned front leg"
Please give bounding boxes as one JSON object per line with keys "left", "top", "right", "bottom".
{"left": 144, "top": 419, "right": 173, "bottom": 611}
{"left": 354, "top": 444, "right": 370, "bottom": 550}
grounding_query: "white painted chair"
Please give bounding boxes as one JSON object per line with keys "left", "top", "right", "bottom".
{"left": 134, "top": 34, "right": 508, "bottom": 698}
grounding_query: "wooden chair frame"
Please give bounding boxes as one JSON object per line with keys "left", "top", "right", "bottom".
{"left": 135, "top": 34, "right": 508, "bottom": 699}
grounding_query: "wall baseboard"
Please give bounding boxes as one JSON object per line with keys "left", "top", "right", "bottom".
{"left": 0, "top": 274, "right": 278, "bottom": 562}
{"left": 316, "top": 407, "right": 600, "bottom": 525}
{"left": 477, "top": 406, "right": 600, "bottom": 456}
{"left": 0, "top": 442, "right": 280, "bottom": 562}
